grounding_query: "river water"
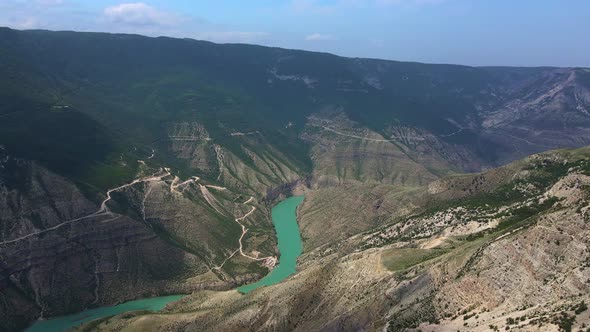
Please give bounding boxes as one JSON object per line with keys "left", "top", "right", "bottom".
{"left": 238, "top": 195, "right": 304, "bottom": 293}
{"left": 26, "top": 195, "right": 305, "bottom": 331}
{"left": 26, "top": 295, "right": 184, "bottom": 332}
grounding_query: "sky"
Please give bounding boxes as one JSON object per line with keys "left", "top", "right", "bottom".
{"left": 0, "top": 0, "right": 588, "bottom": 67}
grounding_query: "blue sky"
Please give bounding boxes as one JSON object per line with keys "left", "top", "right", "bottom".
{"left": 0, "top": 0, "right": 588, "bottom": 67}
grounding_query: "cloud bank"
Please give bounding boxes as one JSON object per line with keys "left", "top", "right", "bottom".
{"left": 104, "top": 2, "right": 182, "bottom": 26}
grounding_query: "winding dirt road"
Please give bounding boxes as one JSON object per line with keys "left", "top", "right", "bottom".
{"left": 0, "top": 169, "right": 171, "bottom": 246}
{"left": 214, "top": 197, "right": 277, "bottom": 270}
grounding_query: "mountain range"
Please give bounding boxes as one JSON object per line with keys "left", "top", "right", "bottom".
{"left": 1, "top": 27, "right": 590, "bottom": 331}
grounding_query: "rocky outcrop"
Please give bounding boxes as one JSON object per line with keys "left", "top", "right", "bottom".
{"left": 264, "top": 176, "right": 311, "bottom": 203}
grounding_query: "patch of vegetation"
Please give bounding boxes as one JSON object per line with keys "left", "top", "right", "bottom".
{"left": 553, "top": 311, "right": 576, "bottom": 332}
{"left": 382, "top": 248, "right": 450, "bottom": 272}
{"left": 420, "top": 157, "right": 574, "bottom": 220}
{"left": 458, "top": 231, "right": 486, "bottom": 242}
{"left": 0, "top": 99, "right": 127, "bottom": 191}
{"left": 574, "top": 301, "right": 588, "bottom": 315}
{"left": 463, "top": 312, "right": 477, "bottom": 320}
{"left": 494, "top": 196, "right": 559, "bottom": 233}
{"left": 387, "top": 297, "right": 438, "bottom": 332}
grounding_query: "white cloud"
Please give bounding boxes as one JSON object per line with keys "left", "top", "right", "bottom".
{"left": 102, "top": 3, "right": 271, "bottom": 44}
{"left": 305, "top": 33, "right": 336, "bottom": 41}
{"left": 0, "top": 2, "right": 268, "bottom": 46}
{"left": 104, "top": 3, "right": 181, "bottom": 26}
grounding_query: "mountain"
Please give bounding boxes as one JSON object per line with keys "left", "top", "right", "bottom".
{"left": 2, "top": 27, "right": 590, "bottom": 186}
{"left": 1, "top": 27, "right": 590, "bottom": 331}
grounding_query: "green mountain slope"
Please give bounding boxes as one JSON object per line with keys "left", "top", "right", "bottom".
{"left": 1, "top": 27, "right": 589, "bottom": 190}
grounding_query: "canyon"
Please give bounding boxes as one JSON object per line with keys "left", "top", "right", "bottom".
{"left": 1, "top": 27, "right": 590, "bottom": 331}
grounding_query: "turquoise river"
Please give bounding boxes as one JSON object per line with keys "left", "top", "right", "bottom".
{"left": 27, "top": 196, "right": 305, "bottom": 332}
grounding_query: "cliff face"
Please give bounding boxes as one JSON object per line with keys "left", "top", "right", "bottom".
{"left": 301, "top": 113, "right": 442, "bottom": 188}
